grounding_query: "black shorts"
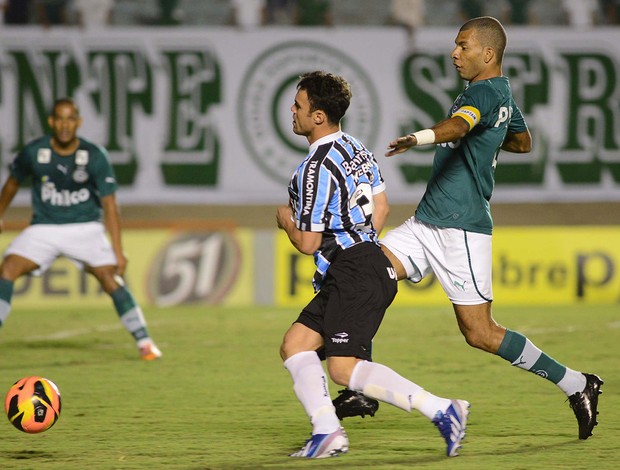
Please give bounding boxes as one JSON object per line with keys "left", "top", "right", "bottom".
{"left": 296, "top": 242, "right": 397, "bottom": 360}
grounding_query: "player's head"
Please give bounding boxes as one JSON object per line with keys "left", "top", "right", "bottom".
{"left": 452, "top": 16, "right": 506, "bottom": 82}
{"left": 296, "top": 71, "right": 352, "bottom": 126}
{"left": 48, "top": 98, "right": 82, "bottom": 148}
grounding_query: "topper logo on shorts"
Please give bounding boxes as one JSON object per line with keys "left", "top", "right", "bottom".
{"left": 237, "top": 41, "right": 380, "bottom": 184}
{"left": 331, "top": 332, "right": 350, "bottom": 344}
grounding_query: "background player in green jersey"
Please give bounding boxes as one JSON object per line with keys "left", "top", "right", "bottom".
{"left": 0, "top": 98, "right": 162, "bottom": 361}
{"left": 377, "top": 16, "right": 602, "bottom": 441}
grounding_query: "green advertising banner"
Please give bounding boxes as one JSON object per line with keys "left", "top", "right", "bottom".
{"left": 0, "top": 27, "right": 618, "bottom": 206}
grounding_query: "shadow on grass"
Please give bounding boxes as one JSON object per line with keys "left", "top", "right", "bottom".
{"left": 3, "top": 450, "right": 57, "bottom": 460}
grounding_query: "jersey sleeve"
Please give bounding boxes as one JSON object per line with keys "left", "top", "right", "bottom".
{"left": 507, "top": 103, "right": 528, "bottom": 133}
{"left": 9, "top": 148, "right": 33, "bottom": 183}
{"left": 90, "top": 146, "right": 118, "bottom": 197}
{"left": 369, "top": 153, "right": 386, "bottom": 195}
{"left": 454, "top": 85, "right": 497, "bottom": 129}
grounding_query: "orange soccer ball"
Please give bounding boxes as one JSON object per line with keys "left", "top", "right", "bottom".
{"left": 4, "top": 376, "right": 61, "bottom": 433}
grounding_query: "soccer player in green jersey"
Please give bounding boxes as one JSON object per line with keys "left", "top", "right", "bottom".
{"left": 0, "top": 98, "right": 162, "bottom": 361}
{"left": 377, "top": 16, "right": 602, "bottom": 441}
{"left": 335, "top": 16, "right": 602, "bottom": 441}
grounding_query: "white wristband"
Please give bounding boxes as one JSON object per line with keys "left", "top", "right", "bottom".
{"left": 410, "top": 129, "right": 435, "bottom": 146}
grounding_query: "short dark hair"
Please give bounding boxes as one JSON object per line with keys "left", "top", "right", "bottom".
{"left": 51, "top": 97, "right": 79, "bottom": 117}
{"left": 297, "top": 71, "right": 352, "bottom": 125}
{"left": 460, "top": 16, "right": 507, "bottom": 64}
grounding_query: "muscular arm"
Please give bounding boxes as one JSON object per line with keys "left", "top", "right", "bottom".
{"left": 276, "top": 205, "right": 322, "bottom": 255}
{"left": 101, "top": 193, "right": 127, "bottom": 276}
{"left": 372, "top": 190, "right": 389, "bottom": 235}
{"left": 501, "top": 129, "right": 532, "bottom": 153}
{"left": 386, "top": 117, "right": 471, "bottom": 157}
{"left": 0, "top": 176, "right": 21, "bottom": 233}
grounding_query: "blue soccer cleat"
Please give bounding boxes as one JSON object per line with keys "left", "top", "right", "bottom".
{"left": 432, "top": 399, "right": 470, "bottom": 457}
{"left": 289, "top": 426, "right": 349, "bottom": 458}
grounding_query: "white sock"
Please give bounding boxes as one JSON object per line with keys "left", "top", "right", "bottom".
{"left": 120, "top": 306, "right": 147, "bottom": 332}
{"left": 557, "top": 368, "right": 587, "bottom": 396}
{"left": 0, "top": 299, "right": 11, "bottom": 325}
{"left": 349, "top": 360, "right": 451, "bottom": 420}
{"left": 284, "top": 351, "right": 340, "bottom": 434}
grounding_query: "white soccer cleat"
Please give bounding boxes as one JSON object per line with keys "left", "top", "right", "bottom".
{"left": 432, "top": 399, "right": 470, "bottom": 457}
{"left": 138, "top": 340, "right": 162, "bottom": 361}
{"left": 290, "top": 426, "right": 349, "bottom": 458}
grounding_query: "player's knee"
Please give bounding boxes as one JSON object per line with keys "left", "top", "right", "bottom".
{"left": 279, "top": 342, "right": 289, "bottom": 361}
{"left": 279, "top": 339, "right": 301, "bottom": 362}
{"left": 327, "top": 362, "right": 353, "bottom": 387}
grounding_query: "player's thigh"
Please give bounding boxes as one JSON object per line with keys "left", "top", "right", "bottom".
{"left": 429, "top": 228, "right": 493, "bottom": 305}
{"left": 281, "top": 321, "right": 324, "bottom": 360}
{"left": 0, "top": 254, "right": 40, "bottom": 280}
{"left": 380, "top": 217, "right": 431, "bottom": 282}
{"left": 4, "top": 225, "right": 62, "bottom": 275}
{"left": 322, "top": 244, "right": 396, "bottom": 360}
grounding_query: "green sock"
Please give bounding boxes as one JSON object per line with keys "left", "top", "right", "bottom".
{"left": 0, "top": 278, "right": 13, "bottom": 327}
{"left": 111, "top": 286, "right": 149, "bottom": 341}
{"left": 497, "top": 329, "right": 567, "bottom": 384}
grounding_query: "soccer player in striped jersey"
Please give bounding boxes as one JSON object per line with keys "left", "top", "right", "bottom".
{"left": 277, "top": 71, "right": 469, "bottom": 459}
{"left": 0, "top": 98, "right": 161, "bottom": 361}
{"left": 379, "top": 16, "right": 602, "bottom": 440}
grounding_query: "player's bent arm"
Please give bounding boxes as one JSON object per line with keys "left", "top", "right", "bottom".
{"left": 101, "top": 194, "right": 127, "bottom": 273}
{"left": 501, "top": 129, "right": 532, "bottom": 153}
{"left": 0, "top": 176, "right": 21, "bottom": 232}
{"left": 372, "top": 190, "right": 389, "bottom": 236}
{"left": 276, "top": 205, "right": 322, "bottom": 255}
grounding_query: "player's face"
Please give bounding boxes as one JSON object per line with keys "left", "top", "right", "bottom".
{"left": 48, "top": 102, "right": 82, "bottom": 147}
{"left": 290, "top": 89, "right": 315, "bottom": 137}
{"left": 451, "top": 29, "right": 487, "bottom": 82}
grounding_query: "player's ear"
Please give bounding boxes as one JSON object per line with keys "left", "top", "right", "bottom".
{"left": 313, "top": 110, "right": 325, "bottom": 125}
{"left": 484, "top": 47, "right": 494, "bottom": 64}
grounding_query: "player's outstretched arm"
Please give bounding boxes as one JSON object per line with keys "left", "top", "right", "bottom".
{"left": 0, "top": 176, "right": 21, "bottom": 233}
{"left": 386, "top": 117, "right": 470, "bottom": 157}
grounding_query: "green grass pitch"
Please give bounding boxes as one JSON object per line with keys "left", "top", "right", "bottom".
{"left": 0, "top": 303, "right": 618, "bottom": 469}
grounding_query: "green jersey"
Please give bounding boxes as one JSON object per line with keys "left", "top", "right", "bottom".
{"left": 415, "top": 77, "right": 528, "bottom": 235}
{"left": 10, "top": 136, "right": 117, "bottom": 225}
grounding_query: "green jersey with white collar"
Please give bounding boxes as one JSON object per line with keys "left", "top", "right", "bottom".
{"left": 10, "top": 135, "right": 117, "bottom": 225}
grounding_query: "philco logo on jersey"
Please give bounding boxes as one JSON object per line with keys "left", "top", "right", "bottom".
{"left": 238, "top": 41, "right": 379, "bottom": 184}
{"left": 41, "top": 181, "right": 90, "bottom": 206}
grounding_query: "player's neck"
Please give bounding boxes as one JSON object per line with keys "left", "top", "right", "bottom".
{"left": 307, "top": 125, "right": 341, "bottom": 146}
{"left": 50, "top": 137, "right": 80, "bottom": 156}
{"left": 471, "top": 66, "right": 503, "bottom": 82}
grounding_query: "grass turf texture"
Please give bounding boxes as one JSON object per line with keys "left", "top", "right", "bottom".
{"left": 0, "top": 304, "right": 617, "bottom": 469}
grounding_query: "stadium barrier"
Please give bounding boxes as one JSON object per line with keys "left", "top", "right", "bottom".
{"left": 0, "top": 226, "right": 618, "bottom": 308}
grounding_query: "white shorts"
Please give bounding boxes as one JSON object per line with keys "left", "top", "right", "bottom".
{"left": 380, "top": 217, "right": 493, "bottom": 305}
{"left": 5, "top": 222, "right": 117, "bottom": 276}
